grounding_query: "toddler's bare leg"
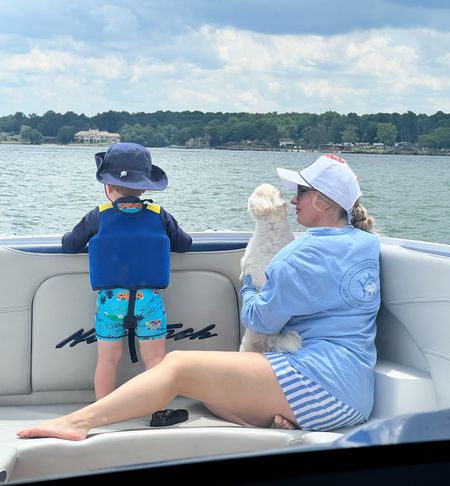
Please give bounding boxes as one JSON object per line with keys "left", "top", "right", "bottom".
{"left": 94, "top": 340, "right": 123, "bottom": 399}
{"left": 138, "top": 339, "right": 166, "bottom": 370}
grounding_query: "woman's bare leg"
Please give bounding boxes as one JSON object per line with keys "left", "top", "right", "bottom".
{"left": 16, "top": 350, "right": 296, "bottom": 440}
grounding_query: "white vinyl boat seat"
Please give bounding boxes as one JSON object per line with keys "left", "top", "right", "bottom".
{"left": 0, "top": 397, "right": 347, "bottom": 482}
{"left": 1, "top": 236, "right": 449, "bottom": 482}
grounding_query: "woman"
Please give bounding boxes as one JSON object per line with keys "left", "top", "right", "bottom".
{"left": 17, "top": 153, "right": 380, "bottom": 440}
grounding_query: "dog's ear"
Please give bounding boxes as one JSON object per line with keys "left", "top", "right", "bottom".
{"left": 266, "top": 185, "right": 290, "bottom": 215}
{"left": 273, "top": 190, "right": 289, "bottom": 213}
{"left": 248, "top": 191, "right": 273, "bottom": 217}
{"left": 248, "top": 184, "right": 288, "bottom": 218}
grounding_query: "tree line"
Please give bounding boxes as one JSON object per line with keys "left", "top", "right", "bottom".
{"left": 1, "top": 109, "right": 450, "bottom": 149}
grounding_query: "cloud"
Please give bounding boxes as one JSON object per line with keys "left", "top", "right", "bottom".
{"left": 1, "top": 1, "right": 450, "bottom": 116}
{"left": 175, "top": 0, "right": 450, "bottom": 35}
{"left": 3, "top": 1, "right": 450, "bottom": 47}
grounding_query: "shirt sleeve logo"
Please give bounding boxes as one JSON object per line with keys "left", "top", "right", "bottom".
{"left": 339, "top": 259, "right": 380, "bottom": 309}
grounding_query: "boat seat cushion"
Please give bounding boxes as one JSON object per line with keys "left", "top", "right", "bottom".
{"left": 30, "top": 271, "right": 240, "bottom": 392}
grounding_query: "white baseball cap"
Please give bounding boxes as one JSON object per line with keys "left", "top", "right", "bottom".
{"left": 277, "top": 153, "right": 361, "bottom": 211}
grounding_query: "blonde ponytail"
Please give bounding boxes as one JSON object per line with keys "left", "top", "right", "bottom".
{"left": 350, "top": 200, "right": 375, "bottom": 233}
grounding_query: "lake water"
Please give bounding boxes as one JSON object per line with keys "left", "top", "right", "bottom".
{"left": 1, "top": 143, "right": 449, "bottom": 245}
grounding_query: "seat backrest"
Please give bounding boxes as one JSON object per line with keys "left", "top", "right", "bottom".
{"left": 0, "top": 245, "right": 244, "bottom": 404}
{"left": 373, "top": 243, "right": 450, "bottom": 416}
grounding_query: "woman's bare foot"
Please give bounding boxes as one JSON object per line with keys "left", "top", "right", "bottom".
{"left": 16, "top": 415, "right": 90, "bottom": 441}
{"left": 271, "top": 414, "right": 298, "bottom": 430}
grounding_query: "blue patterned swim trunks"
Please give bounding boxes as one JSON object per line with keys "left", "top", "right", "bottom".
{"left": 95, "top": 288, "right": 167, "bottom": 341}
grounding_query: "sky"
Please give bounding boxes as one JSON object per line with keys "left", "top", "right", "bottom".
{"left": 2, "top": 0, "right": 450, "bottom": 117}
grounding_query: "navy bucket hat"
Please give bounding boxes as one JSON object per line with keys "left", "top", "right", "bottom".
{"left": 95, "top": 142, "right": 168, "bottom": 191}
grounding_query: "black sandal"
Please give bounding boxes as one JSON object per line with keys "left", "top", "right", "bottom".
{"left": 150, "top": 409, "right": 189, "bottom": 427}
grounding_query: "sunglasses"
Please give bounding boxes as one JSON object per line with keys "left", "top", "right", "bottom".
{"left": 297, "top": 186, "right": 314, "bottom": 199}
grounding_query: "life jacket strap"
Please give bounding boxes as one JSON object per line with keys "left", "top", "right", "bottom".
{"left": 123, "top": 289, "right": 139, "bottom": 363}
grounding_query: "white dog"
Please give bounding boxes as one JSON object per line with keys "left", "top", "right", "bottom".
{"left": 239, "top": 183, "right": 303, "bottom": 353}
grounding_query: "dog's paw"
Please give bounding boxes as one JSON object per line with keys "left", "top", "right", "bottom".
{"left": 272, "top": 331, "right": 303, "bottom": 353}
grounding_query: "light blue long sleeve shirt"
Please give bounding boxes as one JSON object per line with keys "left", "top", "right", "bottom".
{"left": 240, "top": 225, "right": 381, "bottom": 418}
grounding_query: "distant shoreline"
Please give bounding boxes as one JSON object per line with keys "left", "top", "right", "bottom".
{"left": 1, "top": 140, "right": 449, "bottom": 156}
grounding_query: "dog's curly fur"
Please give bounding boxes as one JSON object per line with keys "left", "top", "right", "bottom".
{"left": 239, "top": 183, "right": 303, "bottom": 353}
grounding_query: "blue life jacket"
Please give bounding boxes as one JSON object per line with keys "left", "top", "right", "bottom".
{"left": 89, "top": 199, "right": 170, "bottom": 291}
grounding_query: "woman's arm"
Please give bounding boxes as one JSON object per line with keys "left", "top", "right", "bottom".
{"left": 240, "top": 260, "right": 312, "bottom": 334}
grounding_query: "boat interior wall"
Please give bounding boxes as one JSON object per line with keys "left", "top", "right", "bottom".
{"left": 374, "top": 243, "right": 450, "bottom": 415}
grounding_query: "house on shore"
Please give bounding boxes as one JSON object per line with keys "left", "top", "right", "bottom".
{"left": 279, "top": 138, "right": 296, "bottom": 149}
{"left": 185, "top": 135, "right": 210, "bottom": 148}
{"left": 73, "top": 129, "right": 120, "bottom": 144}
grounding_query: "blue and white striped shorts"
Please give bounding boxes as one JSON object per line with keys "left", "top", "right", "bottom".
{"left": 266, "top": 352, "right": 366, "bottom": 431}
